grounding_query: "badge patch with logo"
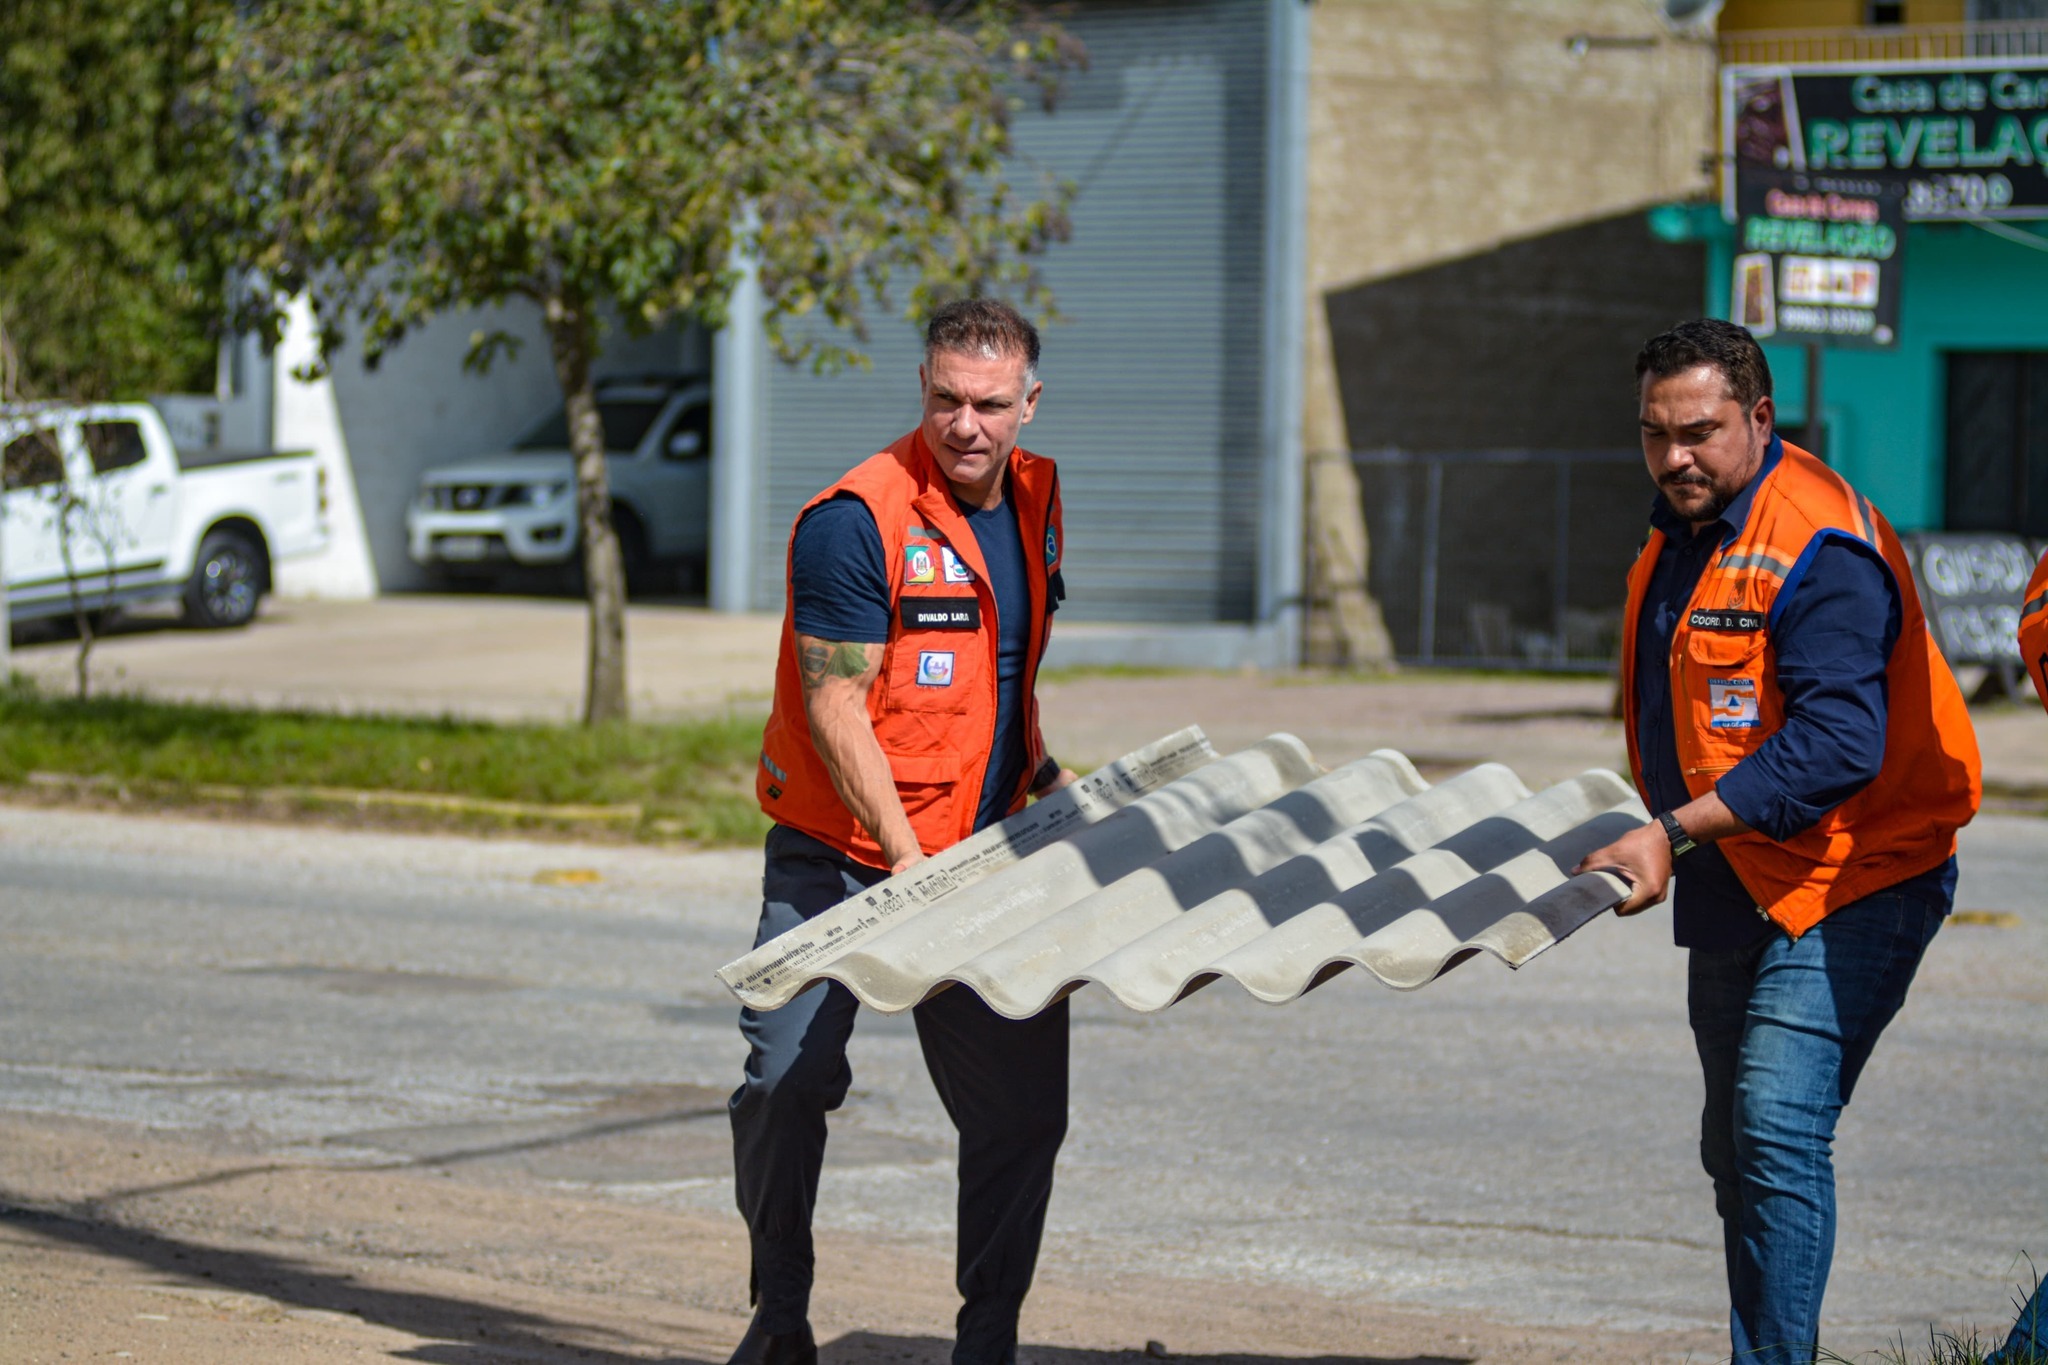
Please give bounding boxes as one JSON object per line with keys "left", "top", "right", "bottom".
{"left": 904, "top": 545, "right": 936, "bottom": 585}
{"left": 1709, "top": 677, "right": 1761, "bottom": 729}
{"left": 916, "top": 650, "right": 955, "bottom": 687}
{"left": 941, "top": 546, "right": 973, "bottom": 583}
{"left": 1044, "top": 526, "right": 1059, "bottom": 567}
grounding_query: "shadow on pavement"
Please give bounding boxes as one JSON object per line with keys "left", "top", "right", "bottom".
{"left": 1, "top": 1194, "right": 719, "bottom": 1363}
{"left": 3, "top": 1197, "right": 1476, "bottom": 1365}
{"left": 819, "top": 1334, "right": 1470, "bottom": 1365}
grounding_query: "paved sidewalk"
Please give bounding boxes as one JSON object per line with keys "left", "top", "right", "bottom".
{"left": 10, "top": 593, "right": 2045, "bottom": 794}
{"left": 9, "top": 595, "right": 781, "bottom": 722}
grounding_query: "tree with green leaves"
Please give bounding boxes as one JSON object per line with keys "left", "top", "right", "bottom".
{"left": 0, "top": 0, "right": 230, "bottom": 401}
{"left": 205, "top": 0, "right": 1079, "bottom": 724}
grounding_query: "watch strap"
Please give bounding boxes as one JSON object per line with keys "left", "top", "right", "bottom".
{"left": 1659, "top": 810, "right": 1698, "bottom": 858}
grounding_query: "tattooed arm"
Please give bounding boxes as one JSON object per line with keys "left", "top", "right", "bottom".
{"left": 796, "top": 633, "right": 924, "bottom": 873}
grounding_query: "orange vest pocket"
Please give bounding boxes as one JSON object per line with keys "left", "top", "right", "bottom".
{"left": 884, "top": 635, "right": 978, "bottom": 714}
{"left": 1681, "top": 628, "right": 1772, "bottom": 771}
{"left": 888, "top": 752, "right": 962, "bottom": 836}
{"left": 1684, "top": 627, "right": 1769, "bottom": 670}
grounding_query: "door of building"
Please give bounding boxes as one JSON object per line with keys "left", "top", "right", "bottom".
{"left": 1946, "top": 352, "right": 2048, "bottom": 536}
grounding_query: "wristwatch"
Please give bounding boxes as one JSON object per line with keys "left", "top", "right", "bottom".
{"left": 1030, "top": 755, "right": 1063, "bottom": 794}
{"left": 1658, "top": 810, "right": 1698, "bottom": 858}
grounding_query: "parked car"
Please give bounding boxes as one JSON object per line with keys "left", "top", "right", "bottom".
{"left": 405, "top": 374, "right": 711, "bottom": 593}
{"left": 1, "top": 401, "right": 329, "bottom": 628}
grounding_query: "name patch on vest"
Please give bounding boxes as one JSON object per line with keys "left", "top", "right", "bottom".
{"left": 900, "top": 597, "right": 981, "bottom": 631}
{"left": 1709, "top": 677, "right": 1761, "bottom": 729}
{"left": 1688, "top": 609, "right": 1768, "bottom": 633}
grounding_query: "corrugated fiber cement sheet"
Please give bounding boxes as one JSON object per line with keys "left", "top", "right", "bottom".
{"left": 718, "top": 729, "right": 1646, "bottom": 1018}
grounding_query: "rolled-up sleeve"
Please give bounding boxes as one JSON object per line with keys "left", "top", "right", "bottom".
{"left": 1715, "top": 538, "right": 1901, "bottom": 842}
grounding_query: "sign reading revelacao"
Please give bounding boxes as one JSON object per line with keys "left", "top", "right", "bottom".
{"left": 1724, "top": 58, "right": 2048, "bottom": 220}
{"left": 1731, "top": 169, "right": 1905, "bottom": 347}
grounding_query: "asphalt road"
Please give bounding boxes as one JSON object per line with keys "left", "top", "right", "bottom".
{"left": 1, "top": 802, "right": 2041, "bottom": 1350}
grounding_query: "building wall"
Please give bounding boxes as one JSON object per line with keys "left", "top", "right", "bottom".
{"left": 1325, "top": 211, "right": 1705, "bottom": 451}
{"left": 1302, "top": 0, "right": 1719, "bottom": 458}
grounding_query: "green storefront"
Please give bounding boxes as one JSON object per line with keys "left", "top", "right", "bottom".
{"left": 1655, "top": 55, "right": 2048, "bottom": 540}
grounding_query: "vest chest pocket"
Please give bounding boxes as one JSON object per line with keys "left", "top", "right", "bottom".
{"left": 883, "top": 628, "right": 983, "bottom": 714}
{"left": 1684, "top": 627, "right": 1769, "bottom": 670}
{"left": 1681, "top": 628, "right": 1772, "bottom": 759}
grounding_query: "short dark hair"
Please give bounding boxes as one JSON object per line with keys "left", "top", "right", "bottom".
{"left": 925, "top": 297, "right": 1040, "bottom": 380}
{"left": 1635, "top": 318, "right": 1773, "bottom": 411}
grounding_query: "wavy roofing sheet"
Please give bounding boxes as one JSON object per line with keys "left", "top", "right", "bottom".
{"left": 718, "top": 729, "right": 1646, "bottom": 1018}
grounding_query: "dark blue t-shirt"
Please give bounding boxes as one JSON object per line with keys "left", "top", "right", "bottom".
{"left": 790, "top": 491, "right": 1044, "bottom": 833}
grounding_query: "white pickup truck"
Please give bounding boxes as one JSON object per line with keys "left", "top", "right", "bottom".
{"left": 1, "top": 401, "right": 328, "bottom": 629}
{"left": 405, "top": 374, "right": 710, "bottom": 592}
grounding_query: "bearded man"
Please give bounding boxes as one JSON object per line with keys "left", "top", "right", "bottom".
{"left": 1577, "top": 317, "right": 1982, "bottom": 1365}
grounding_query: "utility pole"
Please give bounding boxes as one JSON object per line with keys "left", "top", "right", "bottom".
{"left": 1805, "top": 343, "right": 1826, "bottom": 461}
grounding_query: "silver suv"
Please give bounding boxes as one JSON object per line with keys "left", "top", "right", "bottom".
{"left": 406, "top": 375, "right": 710, "bottom": 592}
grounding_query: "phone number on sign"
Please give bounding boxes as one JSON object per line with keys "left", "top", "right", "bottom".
{"left": 1905, "top": 173, "right": 2018, "bottom": 217}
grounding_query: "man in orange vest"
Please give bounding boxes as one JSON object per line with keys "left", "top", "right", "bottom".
{"left": 727, "top": 298, "right": 1078, "bottom": 1365}
{"left": 1988, "top": 547, "right": 2048, "bottom": 1363}
{"left": 1576, "top": 319, "right": 1981, "bottom": 1365}
{"left": 2022, "top": 547, "right": 2048, "bottom": 714}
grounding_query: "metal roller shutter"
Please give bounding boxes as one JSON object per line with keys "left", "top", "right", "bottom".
{"left": 751, "top": 0, "right": 1273, "bottom": 622}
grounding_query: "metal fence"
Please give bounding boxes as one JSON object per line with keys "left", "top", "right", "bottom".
{"left": 1351, "top": 448, "right": 1648, "bottom": 671}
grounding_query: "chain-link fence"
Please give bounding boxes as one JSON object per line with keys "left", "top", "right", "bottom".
{"left": 1352, "top": 448, "right": 1649, "bottom": 671}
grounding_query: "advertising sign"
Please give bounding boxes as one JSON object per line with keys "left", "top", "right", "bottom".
{"left": 1730, "top": 168, "right": 1904, "bottom": 346}
{"left": 1725, "top": 59, "right": 2048, "bottom": 221}
{"left": 1902, "top": 532, "right": 2039, "bottom": 665}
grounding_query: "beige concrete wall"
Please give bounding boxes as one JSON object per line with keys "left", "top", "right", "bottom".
{"left": 1302, "top": 0, "right": 1718, "bottom": 456}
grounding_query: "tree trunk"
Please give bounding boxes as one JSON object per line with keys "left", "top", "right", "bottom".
{"left": 545, "top": 292, "right": 629, "bottom": 725}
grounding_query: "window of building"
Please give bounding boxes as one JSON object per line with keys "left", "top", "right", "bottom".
{"left": 1969, "top": 0, "right": 2048, "bottom": 20}
{"left": 1945, "top": 352, "right": 2048, "bottom": 537}
{"left": 1867, "top": 1, "right": 1905, "bottom": 25}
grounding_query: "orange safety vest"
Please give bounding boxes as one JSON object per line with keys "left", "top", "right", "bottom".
{"left": 1621, "top": 441, "right": 1982, "bottom": 938}
{"left": 2023, "top": 547, "right": 2048, "bottom": 715}
{"left": 756, "top": 429, "right": 1062, "bottom": 867}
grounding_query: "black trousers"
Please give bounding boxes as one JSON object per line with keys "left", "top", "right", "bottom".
{"left": 728, "top": 824, "right": 1070, "bottom": 1365}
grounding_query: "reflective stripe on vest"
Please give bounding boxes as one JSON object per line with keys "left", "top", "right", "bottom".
{"left": 2023, "top": 547, "right": 2048, "bottom": 716}
{"left": 756, "top": 429, "right": 1062, "bottom": 868}
{"left": 1621, "top": 441, "right": 1982, "bottom": 938}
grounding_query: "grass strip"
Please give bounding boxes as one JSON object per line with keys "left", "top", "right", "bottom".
{"left": 0, "top": 677, "right": 770, "bottom": 845}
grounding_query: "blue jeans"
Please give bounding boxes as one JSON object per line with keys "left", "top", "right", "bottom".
{"left": 1688, "top": 886, "right": 1948, "bottom": 1365}
{"left": 1986, "top": 1277, "right": 2048, "bottom": 1365}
